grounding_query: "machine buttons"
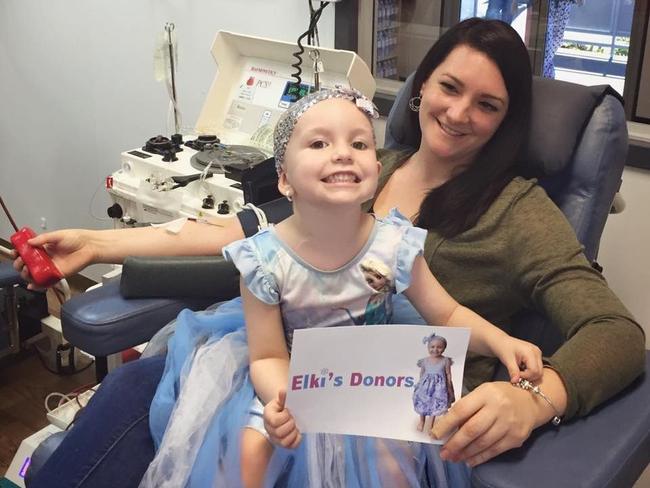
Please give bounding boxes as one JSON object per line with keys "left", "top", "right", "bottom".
{"left": 202, "top": 195, "right": 215, "bottom": 209}
{"left": 217, "top": 200, "right": 230, "bottom": 214}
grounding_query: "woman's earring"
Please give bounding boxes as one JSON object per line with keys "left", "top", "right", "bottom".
{"left": 408, "top": 96, "right": 421, "bottom": 112}
{"left": 285, "top": 189, "right": 293, "bottom": 202}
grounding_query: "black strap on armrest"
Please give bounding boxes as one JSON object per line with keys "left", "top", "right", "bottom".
{"left": 120, "top": 256, "right": 240, "bottom": 299}
{"left": 237, "top": 197, "right": 293, "bottom": 237}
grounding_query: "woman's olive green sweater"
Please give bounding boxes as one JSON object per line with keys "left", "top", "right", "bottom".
{"left": 374, "top": 150, "right": 645, "bottom": 420}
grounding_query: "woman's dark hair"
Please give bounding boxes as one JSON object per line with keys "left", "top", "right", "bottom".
{"left": 410, "top": 18, "right": 532, "bottom": 237}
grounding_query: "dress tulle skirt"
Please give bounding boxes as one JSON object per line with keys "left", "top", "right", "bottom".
{"left": 138, "top": 298, "right": 472, "bottom": 488}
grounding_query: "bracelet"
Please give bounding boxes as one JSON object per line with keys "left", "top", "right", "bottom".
{"left": 513, "top": 379, "right": 562, "bottom": 426}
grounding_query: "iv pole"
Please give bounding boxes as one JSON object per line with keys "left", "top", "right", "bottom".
{"left": 165, "top": 23, "right": 180, "bottom": 134}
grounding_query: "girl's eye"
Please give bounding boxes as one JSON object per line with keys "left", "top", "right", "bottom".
{"left": 310, "top": 140, "right": 327, "bottom": 149}
{"left": 352, "top": 141, "right": 368, "bottom": 150}
{"left": 479, "top": 101, "right": 498, "bottom": 112}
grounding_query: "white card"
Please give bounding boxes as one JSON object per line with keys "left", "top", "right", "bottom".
{"left": 285, "top": 325, "right": 470, "bottom": 444}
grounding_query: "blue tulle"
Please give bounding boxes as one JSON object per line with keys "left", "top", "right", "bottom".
{"left": 144, "top": 297, "right": 472, "bottom": 487}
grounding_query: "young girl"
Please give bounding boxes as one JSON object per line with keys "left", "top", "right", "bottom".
{"left": 140, "top": 87, "right": 543, "bottom": 488}
{"left": 413, "top": 333, "right": 455, "bottom": 433}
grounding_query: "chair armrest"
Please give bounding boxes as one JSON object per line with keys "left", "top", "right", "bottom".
{"left": 61, "top": 256, "right": 239, "bottom": 357}
{"left": 61, "top": 281, "right": 216, "bottom": 357}
{"left": 0, "top": 262, "right": 25, "bottom": 287}
{"left": 472, "top": 351, "right": 650, "bottom": 488}
{"left": 119, "top": 256, "right": 239, "bottom": 299}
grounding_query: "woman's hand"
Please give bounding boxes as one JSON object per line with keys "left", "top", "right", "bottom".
{"left": 432, "top": 381, "right": 540, "bottom": 467}
{"left": 12, "top": 229, "right": 95, "bottom": 288}
{"left": 263, "top": 390, "right": 302, "bottom": 449}
{"left": 494, "top": 337, "right": 543, "bottom": 383}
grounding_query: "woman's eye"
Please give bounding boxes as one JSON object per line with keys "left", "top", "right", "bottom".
{"left": 440, "top": 82, "right": 457, "bottom": 93}
{"left": 310, "top": 140, "right": 327, "bottom": 149}
{"left": 352, "top": 141, "right": 368, "bottom": 150}
{"left": 479, "top": 101, "right": 498, "bottom": 112}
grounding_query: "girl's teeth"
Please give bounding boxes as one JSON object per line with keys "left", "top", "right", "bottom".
{"left": 325, "top": 173, "right": 357, "bottom": 183}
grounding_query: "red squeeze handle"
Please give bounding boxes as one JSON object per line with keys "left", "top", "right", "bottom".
{"left": 10, "top": 227, "right": 63, "bottom": 288}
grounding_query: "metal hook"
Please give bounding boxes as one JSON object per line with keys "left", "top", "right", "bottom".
{"left": 308, "top": 48, "right": 321, "bottom": 62}
{"left": 309, "top": 49, "right": 323, "bottom": 91}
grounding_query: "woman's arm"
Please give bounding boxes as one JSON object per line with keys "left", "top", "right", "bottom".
{"left": 431, "top": 184, "right": 644, "bottom": 466}
{"left": 14, "top": 196, "right": 292, "bottom": 285}
{"left": 508, "top": 184, "right": 645, "bottom": 418}
{"left": 13, "top": 217, "right": 245, "bottom": 283}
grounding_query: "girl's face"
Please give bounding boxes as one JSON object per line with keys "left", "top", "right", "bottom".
{"left": 418, "top": 44, "right": 509, "bottom": 169}
{"left": 278, "top": 98, "right": 381, "bottom": 208}
{"left": 428, "top": 339, "right": 446, "bottom": 357}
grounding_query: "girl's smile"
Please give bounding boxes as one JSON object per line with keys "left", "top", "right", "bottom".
{"left": 321, "top": 171, "right": 361, "bottom": 184}
{"left": 278, "top": 98, "right": 381, "bottom": 207}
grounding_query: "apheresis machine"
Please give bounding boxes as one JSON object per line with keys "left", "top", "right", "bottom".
{"left": 5, "top": 27, "right": 374, "bottom": 488}
{"left": 106, "top": 30, "right": 375, "bottom": 228}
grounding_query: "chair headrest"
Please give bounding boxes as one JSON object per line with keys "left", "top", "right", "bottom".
{"left": 384, "top": 74, "right": 623, "bottom": 176}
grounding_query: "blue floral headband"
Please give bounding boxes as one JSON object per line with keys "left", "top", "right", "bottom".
{"left": 273, "top": 86, "right": 379, "bottom": 174}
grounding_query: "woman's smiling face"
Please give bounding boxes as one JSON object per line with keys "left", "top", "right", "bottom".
{"left": 417, "top": 44, "right": 509, "bottom": 169}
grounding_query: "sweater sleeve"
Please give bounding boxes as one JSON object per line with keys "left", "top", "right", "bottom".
{"left": 507, "top": 184, "right": 645, "bottom": 419}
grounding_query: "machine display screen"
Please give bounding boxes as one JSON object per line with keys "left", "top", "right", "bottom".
{"left": 280, "top": 81, "right": 313, "bottom": 104}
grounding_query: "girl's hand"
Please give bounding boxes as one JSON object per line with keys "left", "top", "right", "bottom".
{"left": 263, "top": 390, "right": 302, "bottom": 449}
{"left": 494, "top": 337, "right": 543, "bottom": 383}
{"left": 12, "top": 230, "right": 94, "bottom": 289}
{"left": 432, "top": 381, "right": 539, "bottom": 467}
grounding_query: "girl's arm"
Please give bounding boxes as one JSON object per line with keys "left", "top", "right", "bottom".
{"left": 240, "top": 278, "right": 301, "bottom": 448}
{"left": 404, "top": 256, "right": 542, "bottom": 380}
{"left": 404, "top": 256, "right": 508, "bottom": 355}
{"left": 240, "top": 279, "right": 290, "bottom": 403}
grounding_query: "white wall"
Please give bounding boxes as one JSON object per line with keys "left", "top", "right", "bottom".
{"left": 0, "top": 1, "right": 334, "bottom": 279}
{"left": 599, "top": 167, "right": 650, "bottom": 347}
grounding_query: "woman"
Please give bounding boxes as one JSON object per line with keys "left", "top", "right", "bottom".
{"left": 18, "top": 18, "right": 644, "bottom": 487}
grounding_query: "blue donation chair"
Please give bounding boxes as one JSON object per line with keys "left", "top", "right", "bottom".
{"left": 61, "top": 76, "right": 649, "bottom": 488}
{"left": 0, "top": 262, "right": 24, "bottom": 359}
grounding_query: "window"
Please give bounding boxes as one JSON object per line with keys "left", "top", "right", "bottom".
{"left": 335, "top": 0, "right": 647, "bottom": 118}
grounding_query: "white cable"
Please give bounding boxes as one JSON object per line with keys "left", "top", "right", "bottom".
{"left": 44, "top": 392, "right": 74, "bottom": 413}
{"left": 54, "top": 278, "right": 72, "bottom": 301}
{"left": 88, "top": 178, "right": 112, "bottom": 221}
{"left": 241, "top": 203, "right": 269, "bottom": 231}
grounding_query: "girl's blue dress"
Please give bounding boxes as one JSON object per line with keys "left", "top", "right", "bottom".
{"left": 139, "top": 210, "right": 471, "bottom": 487}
